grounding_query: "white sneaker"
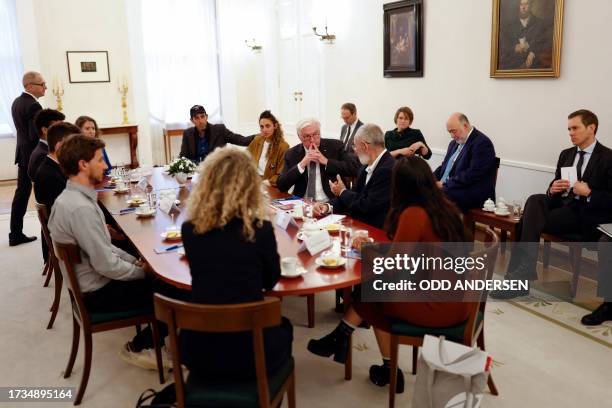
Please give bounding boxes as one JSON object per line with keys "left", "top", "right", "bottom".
{"left": 119, "top": 342, "right": 161, "bottom": 371}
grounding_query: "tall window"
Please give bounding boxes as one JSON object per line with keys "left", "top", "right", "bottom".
{"left": 141, "top": 0, "right": 222, "bottom": 128}
{"left": 0, "top": 0, "right": 24, "bottom": 137}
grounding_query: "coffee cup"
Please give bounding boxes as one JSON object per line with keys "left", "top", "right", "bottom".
{"left": 281, "top": 257, "right": 298, "bottom": 275}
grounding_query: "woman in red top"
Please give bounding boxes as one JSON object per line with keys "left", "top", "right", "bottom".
{"left": 308, "top": 155, "right": 471, "bottom": 393}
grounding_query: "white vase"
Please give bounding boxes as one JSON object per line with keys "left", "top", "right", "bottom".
{"left": 175, "top": 172, "right": 188, "bottom": 186}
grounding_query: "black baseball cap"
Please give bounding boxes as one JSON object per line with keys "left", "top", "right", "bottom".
{"left": 190, "top": 105, "right": 207, "bottom": 118}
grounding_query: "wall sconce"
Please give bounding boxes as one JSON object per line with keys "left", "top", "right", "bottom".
{"left": 312, "top": 26, "right": 336, "bottom": 44}
{"left": 245, "top": 38, "right": 262, "bottom": 53}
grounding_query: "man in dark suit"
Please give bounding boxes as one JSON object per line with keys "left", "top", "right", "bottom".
{"left": 315, "top": 123, "right": 394, "bottom": 229}
{"left": 434, "top": 113, "right": 497, "bottom": 213}
{"left": 9, "top": 71, "right": 46, "bottom": 246}
{"left": 492, "top": 109, "right": 612, "bottom": 299}
{"left": 33, "top": 122, "right": 80, "bottom": 263}
{"left": 277, "top": 118, "right": 360, "bottom": 201}
{"left": 28, "top": 108, "right": 65, "bottom": 180}
{"left": 340, "top": 103, "right": 363, "bottom": 153}
{"left": 179, "top": 105, "right": 254, "bottom": 163}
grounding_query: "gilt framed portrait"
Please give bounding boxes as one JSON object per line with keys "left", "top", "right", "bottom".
{"left": 66, "top": 51, "right": 111, "bottom": 83}
{"left": 490, "top": 0, "right": 564, "bottom": 78}
{"left": 383, "top": 0, "right": 423, "bottom": 78}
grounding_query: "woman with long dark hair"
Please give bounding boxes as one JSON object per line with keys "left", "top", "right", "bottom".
{"left": 307, "top": 156, "right": 471, "bottom": 394}
{"left": 76, "top": 115, "right": 112, "bottom": 174}
{"left": 246, "top": 110, "right": 289, "bottom": 187}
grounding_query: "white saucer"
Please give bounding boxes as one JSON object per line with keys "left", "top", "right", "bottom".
{"left": 135, "top": 208, "right": 156, "bottom": 217}
{"left": 495, "top": 210, "right": 510, "bottom": 216}
{"left": 281, "top": 266, "right": 307, "bottom": 278}
{"left": 482, "top": 207, "right": 496, "bottom": 212}
{"left": 113, "top": 188, "right": 129, "bottom": 194}
{"left": 127, "top": 198, "right": 147, "bottom": 206}
{"left": 160, "top": 231, "right": 181, "bottom": 241}
{"left": 315, "top": 257, "right": 346, "bottom": 269}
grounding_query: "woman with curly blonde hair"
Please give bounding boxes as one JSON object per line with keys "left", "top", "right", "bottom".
{"left": 247, "top": 110, "right": 289, "bottom": 187}
{"left": 180, "top": 146, "right": 293, "bottom": 380}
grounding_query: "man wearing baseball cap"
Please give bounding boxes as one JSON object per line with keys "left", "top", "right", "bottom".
{"left": 179, "top": 105, "right": 255, "bottom": 163}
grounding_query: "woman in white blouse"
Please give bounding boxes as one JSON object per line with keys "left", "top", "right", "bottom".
{"left": 247, "top": 110, "right": 289, "bottom": 187}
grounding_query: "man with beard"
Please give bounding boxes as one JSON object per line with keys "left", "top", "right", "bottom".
{"left": 313, "top": 123, "right": 394, "bottom": 229}
{"left": 499, "top": 0, "right": 551, "bottom": 69}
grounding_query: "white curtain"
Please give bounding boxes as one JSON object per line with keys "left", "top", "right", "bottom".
{"left": 141, "top": 0, "right": 222, "bottom": 163}
{"left": 0, "top": 0, "right": 24, "bottom": 137}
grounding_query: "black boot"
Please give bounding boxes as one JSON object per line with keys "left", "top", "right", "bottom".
{"left": 369, "top": 363, "right": 404, "bottom": 393}
{"left": 307, "top": 321, "right": 353, "bottom": 364}
{"left": 581, "top": 302, "right": 612, "bottom": 326}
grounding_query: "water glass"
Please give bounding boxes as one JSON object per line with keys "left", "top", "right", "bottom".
{"left": 147, "top": 192, "right": 158, "bottom": 209}
{"left": 512, "top": 200, "right": 522, "bottom": 221}
{"left": 340, "top": 226, "right": 353, "bottom": 253}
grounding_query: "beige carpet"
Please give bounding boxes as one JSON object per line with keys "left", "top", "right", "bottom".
{"left": 1, "top": 213, "right": 611, "bottom": 407}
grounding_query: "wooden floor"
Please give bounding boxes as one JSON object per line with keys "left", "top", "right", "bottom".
{"left": 0, "top": 179, "right": 35, "bottom": 215}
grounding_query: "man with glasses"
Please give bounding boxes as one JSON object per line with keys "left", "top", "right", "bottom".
{"left": 433, "top": 112, "right": 497, "bottom": 213}
{"left": 277, "top": 118, "right": 360, "bottom": 201}
{"left": 179, "top": 105, "right": 255, "bottom": 164}
{"left": 9, "top": 71, "right": 46, "bottom": 246}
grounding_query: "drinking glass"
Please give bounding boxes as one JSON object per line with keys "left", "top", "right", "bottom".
{"left": 303, "top": 198, "right": 314, "bottom": 221}
{"left": 147, "top": 192, "right": 158, "bottom": 209}
{"left": 340, "top": 219, "right": 353, "bottom": 253}
{"left": 512, "top": 200, "right": 522, "bottom": 221}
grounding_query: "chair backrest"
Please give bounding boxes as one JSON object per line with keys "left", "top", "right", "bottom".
{"left": 164, "top": 128, "right": 185, "bottom": 138}
{"left": 35, "top": 202, "right": 53, "bottom": 250}
{"left": 463, "top": 227, "right": 500, "bottom": 342}
{"left": 53, "top": 242, "right": 90, "bottom": 327}
{"left": 154, "top": 294, "right": 282, "bottom": 408}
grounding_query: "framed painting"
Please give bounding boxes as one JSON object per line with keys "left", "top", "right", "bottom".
{"left": 490, "top": 0, "right": 564, "bottom": 78}
{"left": 383, "top": 0, "right": 423, "bottom": 78}
{"left": 66, "top": 51, "right": 111, "bottom": 83}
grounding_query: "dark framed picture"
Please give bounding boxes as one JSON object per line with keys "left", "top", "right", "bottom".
{"left": 383, "top": 0, "right": 423, "bottom": 78}
{"left": 66, "top": 51, "right": 110, "bottom": 83}
{"left": 490, "top": 0, "right": 564, "bottom": 78}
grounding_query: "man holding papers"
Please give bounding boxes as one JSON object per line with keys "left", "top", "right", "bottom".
{"left": 313, "top": 123, "right": 394, "bottom": 229}
{"left": 492, "top": 109, "right": 612, "bottom": 299}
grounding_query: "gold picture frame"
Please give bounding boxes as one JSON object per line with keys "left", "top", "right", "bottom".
{"left": 490, "top": 0, "right": 564, "bottom": 78}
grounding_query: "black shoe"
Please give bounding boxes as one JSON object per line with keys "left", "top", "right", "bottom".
{"left": 307, "top": 332, "right": 349, "bottom": 364}
{"left": 369, "top": 364, "right": 404, "bottom": 393}
{"left": 581, "top": 303, "right": 612, "bottom": 326}
{"left": 490, "top": 287, "right": 529, "bottom": 300}
{"left": 9, "top": 234, "right": 37, "bottom": 247}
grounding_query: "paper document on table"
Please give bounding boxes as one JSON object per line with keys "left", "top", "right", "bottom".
{"left": 317, "top": 214, "right": 346, "bottom": 228}
{"left": 297, "top": 230, "right": 331, "bottom": 255}
{"left": 275, "top": 210, "right": 299, "bottom": 230}
{"left": 561, "top": 166, "right": 577, "bottom": 187}
{"left": 598, "top": 224, "right": 612, "bottom": 238}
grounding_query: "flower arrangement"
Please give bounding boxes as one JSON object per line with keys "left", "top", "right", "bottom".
{"left": 167, "top": 157, "right": 196, "bottom": 176}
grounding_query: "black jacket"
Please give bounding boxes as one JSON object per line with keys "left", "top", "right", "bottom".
{"left": 178, "top": 124, "right": 254, "bottom": 162}
{"left": 340, "top": 119, "right": 363, "bottom": 153}
{"left": 33, "top": 156, "right": 67, "bottom": 211}
{"left": 276, "top": 138, "right": 361, "bottom": 200}
{"left": 28, "top": 140, "right": 49, "bottom": 180}
{"left": 180, "top": 219, "right": 292, "bottom": 379}
{"left": 12, "top": 92, "right": 42, "bottom": 168}
{"left": 330, "top": 151, "right": 395, "bottom": 229}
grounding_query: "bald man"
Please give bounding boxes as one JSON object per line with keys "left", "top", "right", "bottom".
{"left": 433, "top": 113, "right": 497, "bottom": 212}
{"left": 9, "top": 71, "right": 46, "bottom": 246}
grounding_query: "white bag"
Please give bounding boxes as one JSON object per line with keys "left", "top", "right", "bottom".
{"left": 411, "top": 335, "right": 491, "bottom": 408}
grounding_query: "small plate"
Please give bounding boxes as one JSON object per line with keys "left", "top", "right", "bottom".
{"left": 113, "top": 188, "right": 129, "bottom": 194}
{"left": 127, "top": 198, "right": 147, "bottom": 206}
{"left": 495, "top": 211, "right": 510, "bottom": 216}
{"left": 177, "top": 247, "right": 185, "bottom": 256}
{"left": 315, "top": 257, "right": 346, "bottom": 269}
{"left": 482, "top": 207, "right": 495, "bottom": 212}
{"left": 135, "top": 208, "right": 156, "bottom": 217}
{"left": 160, "top": 231, "right": 182, "bottom": 241}
{"left": 281, "top": 266, "right": 307, "bottom": 278}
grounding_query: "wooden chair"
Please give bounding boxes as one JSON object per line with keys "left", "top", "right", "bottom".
{"left": 53, "top": 242, "right": 164, "bottom": 405}
{"left": 163, "top": 128, "right": 185, "bottom": 164}
{"left": 154, "top": 294, "right": 296, "bottom": 408}
{"left": 35, "top": 202, "right": 63, "bottom": 329}
{"left": 385, "top": 227, "right": 500, "bottom": 407}
{"left": 541, "top": 232, "right": 588, "bottom": 297}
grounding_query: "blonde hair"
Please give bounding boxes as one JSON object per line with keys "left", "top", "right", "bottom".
{"left": 186, "top": 146, "right": 268, "bottom": 241}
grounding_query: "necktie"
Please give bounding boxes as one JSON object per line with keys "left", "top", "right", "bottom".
{"left": 440, "top": 143, "right": 463, "bottom": 183}
{"left": 305, "top": 161, "right": 317, "bottom": 199}
{"left": 344, "top": 125, "right": 351, "bottom": 147}
{"left": 576, "top": 150, "right": 586, "bottom": 180}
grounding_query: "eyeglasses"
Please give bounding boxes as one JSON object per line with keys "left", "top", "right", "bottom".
{"left": 301, "top": 131, "right": 320, "bottom": 140}
{"left": 352, "top": 141, "right": 370, "bottom": 150}
{"left": 29, "top": 82, "right": 46, "bottom": 87}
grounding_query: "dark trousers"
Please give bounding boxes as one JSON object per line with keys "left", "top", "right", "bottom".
{"left": 10, "top": 165, "right": 32, "bottom": 238}
{"left": 598, "top": 235, "right": 612, "bottom": 301}
{"left": 83, "top": 277, "right": 190, "bottom": 350}
{"left": 507, "top": 194, "right": 583, "bottom": 278}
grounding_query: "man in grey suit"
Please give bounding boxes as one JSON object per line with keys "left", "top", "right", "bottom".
{"left": 340, "top": 103, "right": 363, "bottom": 153}
{"left": 9, "top": 71, "right": 45, "bottom": 246}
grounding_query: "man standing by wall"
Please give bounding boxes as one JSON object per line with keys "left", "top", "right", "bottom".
{"left": 9, "top": 71, "right": 45, "bottom": 246}
{"left": 339, "top": 103, "right": 363, "bottom": 153}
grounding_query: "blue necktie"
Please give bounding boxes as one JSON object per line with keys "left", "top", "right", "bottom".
{"left": 440, "top": 143, "right": 463, "bottom": 183}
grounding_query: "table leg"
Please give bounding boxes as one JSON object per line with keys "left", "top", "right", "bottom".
{"left": 342, "top": 287, "right": 351, "bottom": 313}
{"left": 129, "top": 131, "right": 139, "bottom": 168}
{"left": 307, "top": 294, "right": 315, "bottom": 328}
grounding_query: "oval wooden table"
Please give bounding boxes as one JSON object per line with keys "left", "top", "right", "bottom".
{"left": 97, "top": 168, "right": 389, "bottom": 329}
